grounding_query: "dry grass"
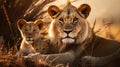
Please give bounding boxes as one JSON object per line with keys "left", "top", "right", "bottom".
{"left": 0, "top": 43, "right": 52, "bottom": 67}
{"left": 0, "top": 48, "right": 71, "bottom": 67}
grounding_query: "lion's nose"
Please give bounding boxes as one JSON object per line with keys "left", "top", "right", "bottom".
{"left": 64, "top": 30, "right": 72, "bottom": 34}
{"left": 63, "top": 24, "right": 73, "bottom": 34}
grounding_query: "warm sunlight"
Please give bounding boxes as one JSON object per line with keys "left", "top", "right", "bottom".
{"left": 0, "top": 0, "right": 120, "bottom": 67}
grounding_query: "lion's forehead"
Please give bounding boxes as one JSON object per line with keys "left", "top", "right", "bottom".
{"left": 62, "top": 9, "right": 78, "bottom": 17}
{"left": 57, "top": 6, "right": 82, "bottom": 21}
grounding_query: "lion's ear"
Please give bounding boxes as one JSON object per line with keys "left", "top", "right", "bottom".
{"left": 78, "top": 4, "right": 91, "bottom": 19}
{"left": 17, "top": 19, "right": 26, "bottom": 30}
{"left": 34, "top": 19, "right": 43, "bottom": 30}
{"left": 48, "top": 5, "right": 60, "bottom": 19}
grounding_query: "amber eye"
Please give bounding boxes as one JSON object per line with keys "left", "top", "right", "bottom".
{"left": 59, "top": 18, "right": 64, "bottom": 24}
{"left": 73, "top": 17, "right": 78, "bottom": 24}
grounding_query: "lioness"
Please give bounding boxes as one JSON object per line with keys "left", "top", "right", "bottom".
{"left": 17, "top": 19, "right": 49, "bottom": 56}
{"left": 24, "top": 1, "right": 120, "bottom": 67}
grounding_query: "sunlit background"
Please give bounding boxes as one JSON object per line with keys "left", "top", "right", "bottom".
{"left": 0, "top": 0, "right": 120, "bottom": 66}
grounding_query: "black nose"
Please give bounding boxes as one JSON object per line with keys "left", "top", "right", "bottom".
{"left": 64, "top": 30, "right": 72, "bottom": 34}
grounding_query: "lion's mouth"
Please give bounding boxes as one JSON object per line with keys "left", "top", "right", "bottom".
{"left": 62, "top": 36, "right": 75, "bottom": 44}
{"left": 62, "top": 35, "right": 74, "bottom": 39}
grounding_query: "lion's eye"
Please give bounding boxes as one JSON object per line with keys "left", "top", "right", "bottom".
{"left": 59, "top": 18, "right": 64, "bottom": 24}
{"left": 73, "top": 17, "right": 78, "bottom": 24}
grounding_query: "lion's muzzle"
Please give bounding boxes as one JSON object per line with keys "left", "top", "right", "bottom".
{"left": 62, "top": 28, "right": 75, "bottom": 44}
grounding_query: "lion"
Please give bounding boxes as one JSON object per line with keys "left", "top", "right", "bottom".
{"left": 24, "top": 1, "right": 120, "bottom": 67}
{"left": 17, "top": 19, "right": 49, "bottom": 56}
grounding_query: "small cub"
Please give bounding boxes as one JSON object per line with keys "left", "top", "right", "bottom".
{"left": 17, "top": 19, "right": 49, "bottom": 56}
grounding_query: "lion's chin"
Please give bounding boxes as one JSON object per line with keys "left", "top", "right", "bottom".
{"left": 62, "top": 38, "right": 75, "bottom": 44}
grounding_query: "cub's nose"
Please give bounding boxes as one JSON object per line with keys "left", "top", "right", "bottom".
{"left": 28, "top": 33, "right": 32, "bottom": 36}
{"left": 27, "top": 33, "right": 32, "bottom": 37}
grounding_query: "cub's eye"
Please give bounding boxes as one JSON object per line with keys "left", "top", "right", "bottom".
{"left": 73, "top": 17, "right": 78, "bottom": 24}
{"left": 59, "top": 18, "right": 64, "bottom": 24}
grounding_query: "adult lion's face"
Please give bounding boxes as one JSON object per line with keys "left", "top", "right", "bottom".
{"left": 48, "top": 3, "right": 91, "bottom": 44}
{"left": 17, "top": 19, "right": 43, "bottom": 44}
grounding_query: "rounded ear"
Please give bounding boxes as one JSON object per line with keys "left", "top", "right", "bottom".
{"left": 78, "top": 4, "right": 91, "bottom": 19}
{"left": 17, "top": 19, "right": 26, "bottom": 30}
{"left": 34, "top": 19, "right": 43, "bottom": 30}
{"left": 48, "top": 5, "right": 60, "bottom": 19}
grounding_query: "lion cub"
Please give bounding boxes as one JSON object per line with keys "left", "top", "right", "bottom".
{"left": 17, "top": 19, "right": 49, "bottom": 56}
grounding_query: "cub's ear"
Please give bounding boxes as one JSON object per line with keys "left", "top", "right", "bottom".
{"left": 34, "top": 19, "right": 43, "bottom": 30}
{"left": 48, "top": 5, "right": 60, "bottom": 19}
{"left": 78, "top": 4, "right": 91, "bottom": 19}
{"left": 17, "top": 19, "right": 26, "bottom": 30}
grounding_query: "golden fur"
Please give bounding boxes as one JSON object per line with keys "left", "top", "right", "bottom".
{"left": 17, "top": 19, "right": 49, "bottom": 56}
{"left": 48, "top": 2, "right": 92, "bottom": 53}
{"left": 24, "top": 1, "right": 93, "bottom": 66}
{"left": 24, "top": 1, "right": 120, "bottom": 66}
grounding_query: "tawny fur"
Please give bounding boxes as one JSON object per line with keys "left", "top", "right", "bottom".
{"left": 23, "top": 1, "right": 120, "bottom": 67}
{"left": 24, "top": 1, "right": 93, "bottom": 66}
{"left": 17, "top": 19, "right": 49, "bottom": 56}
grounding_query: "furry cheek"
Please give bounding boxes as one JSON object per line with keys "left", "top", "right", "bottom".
{"left": 59, "top": 32, "right": 67, "bottom": 38}
{"left": 69, "top": 27, "right": 81, "bottom": 38}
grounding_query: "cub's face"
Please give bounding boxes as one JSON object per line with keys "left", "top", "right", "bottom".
{"left": 48, "top": 3, "right": 91, "bottom": 44}
{"left": 17, "top": 19, "right": 43, "bottom": 44}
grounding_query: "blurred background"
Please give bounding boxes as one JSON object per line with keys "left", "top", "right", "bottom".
{"left": 0, "top": 0, "right": 120, "bottom": 48}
